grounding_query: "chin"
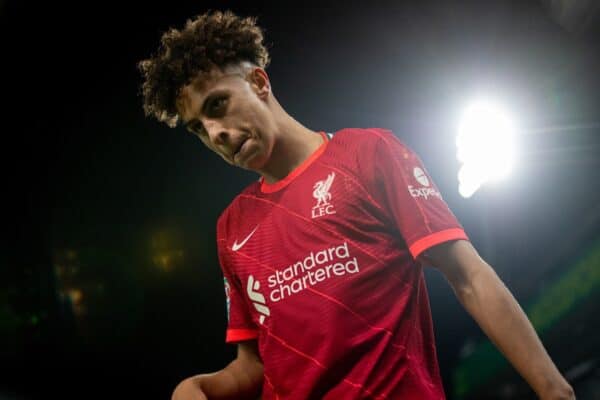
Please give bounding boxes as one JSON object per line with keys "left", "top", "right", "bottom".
{"left": 244, "top": 153, "right": 268, "bottom": 172}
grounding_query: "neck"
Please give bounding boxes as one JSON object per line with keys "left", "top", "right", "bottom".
{"left": 259, "top": 112, "right": 323, "bottom": 184}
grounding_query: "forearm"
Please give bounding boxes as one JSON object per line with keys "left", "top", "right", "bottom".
{"left": 452, "top": 261, "right": 573, "bottom": 399}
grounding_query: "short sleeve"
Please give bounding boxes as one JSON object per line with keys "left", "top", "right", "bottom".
{"left": 217, "top": 234, "right": 259, "bottom": 343}
{"left": 366, "top": 129, "right": 468, "bottom": 258}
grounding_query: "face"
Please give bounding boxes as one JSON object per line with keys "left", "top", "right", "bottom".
{"left": 176, "top": 66, "right": 278, "bottom": 172}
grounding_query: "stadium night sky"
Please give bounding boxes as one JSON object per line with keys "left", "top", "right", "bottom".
{"left": 3, "top": 0, "right": 599, "bottom": 399}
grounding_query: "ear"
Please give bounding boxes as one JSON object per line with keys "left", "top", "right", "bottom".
{"left": 249, "top": 67, "right": 271, "bottom": 100}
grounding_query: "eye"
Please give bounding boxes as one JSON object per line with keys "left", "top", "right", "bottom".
{"left": 208, "top": 95, "right": 228, "bottom": 116}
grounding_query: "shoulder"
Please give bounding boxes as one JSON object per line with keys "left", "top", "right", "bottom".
{"left": 331, "top": 127, "right": 393, "bottom": 141}
{"left": 330, "top": 127, "right": 407, "bottom": 150}
{"left": 326, "top": 127, "right": 412, "bottom": 168}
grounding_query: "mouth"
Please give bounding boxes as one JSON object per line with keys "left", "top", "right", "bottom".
{"left": 233, "top": 138, "right": 248, "bottom": 159}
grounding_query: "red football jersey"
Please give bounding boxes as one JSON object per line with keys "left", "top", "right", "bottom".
{"left": 217, "top": 128, "right": 468, "bottom": 399}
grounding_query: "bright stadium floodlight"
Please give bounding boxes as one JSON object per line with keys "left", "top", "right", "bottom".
{"left": 456, "top": 99, "right": 516, "bottom": 198}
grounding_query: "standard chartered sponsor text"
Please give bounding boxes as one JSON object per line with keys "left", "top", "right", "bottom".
{"left": 267, "top": 242, "right": 359, "bottom": 302}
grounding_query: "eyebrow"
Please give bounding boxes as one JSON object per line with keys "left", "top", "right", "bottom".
{"left": 183, "top": 89, "right": 230, "bottom": 132}
{"left": 182, "top": 96, "right": 211, "bottom": 132}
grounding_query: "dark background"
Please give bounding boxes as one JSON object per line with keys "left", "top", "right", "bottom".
{"left": 2, "top": 0, "right": 599, "bottom": 399}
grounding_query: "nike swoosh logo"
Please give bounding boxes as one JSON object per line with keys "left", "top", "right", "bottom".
{"left": 232, "top": 225, "right": 259, "bottom": 251}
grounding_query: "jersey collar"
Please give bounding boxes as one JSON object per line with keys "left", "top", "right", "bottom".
{"left": 260, "top": 131, "right": 329, "bottom": 193}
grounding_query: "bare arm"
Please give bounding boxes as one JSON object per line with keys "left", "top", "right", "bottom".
{"left": 172, "top": 340, "right": 264, "bottom": 400}
{"left": 422, "top": 240, "right": 574, "bottom": 400}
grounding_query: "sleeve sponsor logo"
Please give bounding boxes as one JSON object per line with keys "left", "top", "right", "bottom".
{"left": 413, "top": 167, "right": 430, "bottom": 186}
{"left": 408, "top": 166, "right": 442, "bottom": 200}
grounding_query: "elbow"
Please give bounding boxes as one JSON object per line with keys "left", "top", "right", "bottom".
{"left": 543, "top": 381, "right": 575, "bottom": 400}
{"left": 563, "top": 384, "right": 576, "bottom": 400}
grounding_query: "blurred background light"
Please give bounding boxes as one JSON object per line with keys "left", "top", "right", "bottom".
{"left": 456, "top": 99, "right": 517, "bottom": 198}
{"left": 150, "top": 229, "right": 185, "bottom": 272}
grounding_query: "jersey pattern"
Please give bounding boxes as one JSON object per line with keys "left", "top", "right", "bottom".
{"left": 217, "top": 128, "right": 468, "bottom": 399}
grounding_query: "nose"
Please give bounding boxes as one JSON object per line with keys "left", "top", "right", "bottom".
{"left": 203, "top": 119, "right": 229, "bottom": 146}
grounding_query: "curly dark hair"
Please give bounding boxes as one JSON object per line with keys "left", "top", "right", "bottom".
{"left": 138, "top": 10, "right": 271, "bottom": 127}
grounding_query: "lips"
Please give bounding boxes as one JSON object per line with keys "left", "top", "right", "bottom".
{"left": 233, "top": 138, "right": 248, "bottom": 159}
